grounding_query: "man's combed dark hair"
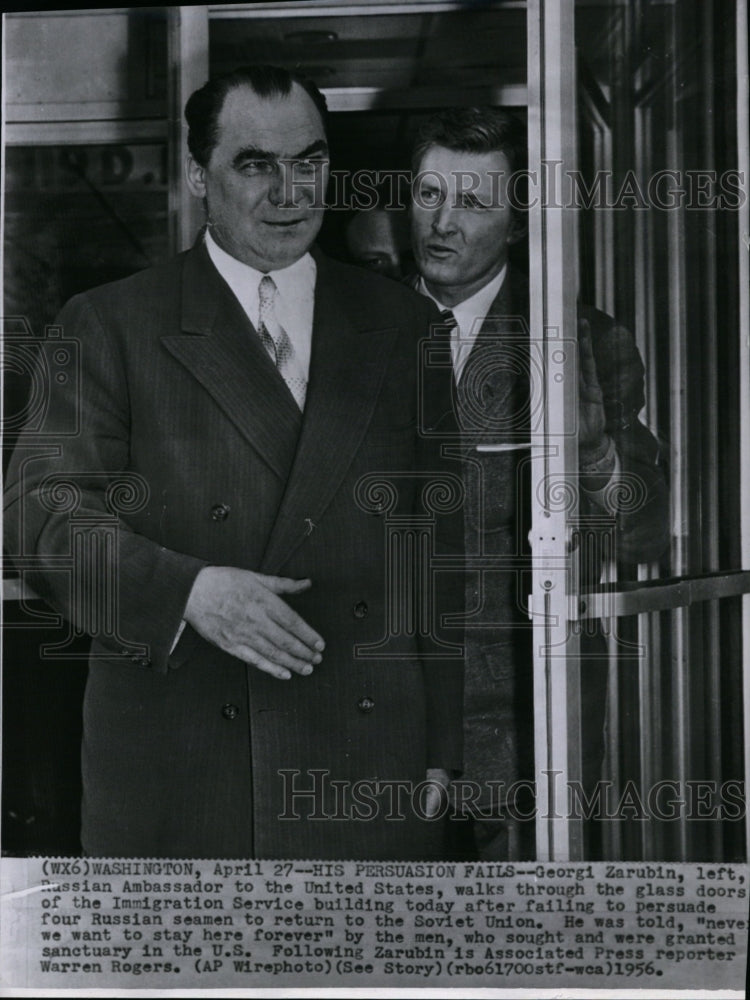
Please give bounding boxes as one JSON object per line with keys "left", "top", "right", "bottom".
{"left": 411, "top": 107, "right": 527, "bottom": 175}
{"left": 185, "top": 65, "right": 329, "bottom": 167}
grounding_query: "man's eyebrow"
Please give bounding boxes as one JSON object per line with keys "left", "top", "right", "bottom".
{"left": 232, "top": 140, "right": 329, "bottom": 168}
{"left": 291, "top": 139, "right": 329, "bottom": 159}
{"left": 232, "top": 146, "right": 276, "bottom": 166}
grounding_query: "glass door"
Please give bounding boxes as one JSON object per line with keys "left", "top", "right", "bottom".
{"left": 527, "top": 0, "right": 749, "bottom": 861}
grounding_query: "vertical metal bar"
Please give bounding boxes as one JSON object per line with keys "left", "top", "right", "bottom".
{"left": 665, "top": 0, "right": 690, "bottom": 860}
{"left": 580, "top": 94, "right": 614, "bottom": 314}
{"left": 634, "top": 101, "right": 660, "bottom": 441}
{"left": 640, "top": 610, "right": 664, "bottom": 860}
{"left": 697, "top": 0, "right": 723, "bottom": 862}
{"left": 1, "top": 12, "right": 7, "bottom": 654}
{"left": 597, "top": 122, "right": 614, "bottom": 315}
{"left": 1, "top": 12, "right": 6, "bottom": 319}
{"left": 735, "top": 0, "right": 750, "bottom": 865}
{"left": 633, "top": 94, "right": 663, "bottom": 860}
{"left": 603, "top": 595, "right": 622, "bottom": 858}
{"left": 167, "top": 6, "right": 209, "bottom": 253}
{"left": 610, "top": 2, "right": 635, "bottom": 335}
{"left": 585, "top": 61, "right": 620, "bottom": 856}
{"left": 606, "top": 0, "right": 643, "bottom": 859}
{"left": 602, "top": 0, "right": 625, "bottom": 855}
{"left": 527, "top": 0, "right": 582, "bottom": 861}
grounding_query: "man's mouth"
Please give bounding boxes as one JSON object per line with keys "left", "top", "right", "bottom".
{"left": 264, "top": 218, "right": 308, "bottom": 229}
{"left": 424, "top": 243, "right": 457, "bottom": 259}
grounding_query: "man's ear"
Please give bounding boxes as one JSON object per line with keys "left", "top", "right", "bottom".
{"left": 185, "top": 155, "right": 207, "bottom": 198}
{"left": 508, "top": 213, "right": 528, "bottom": 246}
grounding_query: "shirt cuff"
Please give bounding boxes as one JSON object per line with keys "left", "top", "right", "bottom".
{"left": 170, "top": 619, "right": 187, "bottom": 654}
{"left": 580, "top": 445, "right": 621, "bottom": 515}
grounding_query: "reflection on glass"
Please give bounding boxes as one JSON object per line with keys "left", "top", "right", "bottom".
{"left": 4, "top": 143, "right": 168, "bottom": 335}
{"left": 209, "top": 6, "right": 526, "bottom": 91}
{"left": 575, "top": 0, "right": 744, "bottom": 862}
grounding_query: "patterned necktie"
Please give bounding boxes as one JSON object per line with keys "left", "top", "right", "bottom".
{"left": 440, "top": 308, "right": 471, "bottom": 383}
{"left": 257, "top": 275, "right": 307, "bottom": 409}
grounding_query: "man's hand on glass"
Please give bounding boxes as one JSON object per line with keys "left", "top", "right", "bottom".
{"left": 424, "top": 768, "right": 451, "bottom": 819}
{"left": 577, "top": 318, "right": 608, "bottom": 457}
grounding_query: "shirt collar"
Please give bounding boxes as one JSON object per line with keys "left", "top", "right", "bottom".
{"left": 205, "top": 228, "right": 315, "bottom": 303}
{"left": 418, "top": 264, "right": 507, "bottom": 334}
{"left": 418, "top": 266, "right": 508, "bottom": 383}
{"left": 204, "top": 229, "right": 316, "bottom": 375}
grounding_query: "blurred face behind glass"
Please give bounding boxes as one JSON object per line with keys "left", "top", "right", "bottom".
{"left": 411, "top": 144, "right": 521, "bottom": 307}
{"left": 186, "top": 82, "right": 329, "bottom": 271}
{"left": 345, "top": 208, "right": 412, "bottom": 280}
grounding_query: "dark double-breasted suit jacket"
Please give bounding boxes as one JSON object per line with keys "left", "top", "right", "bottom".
{"left": 410, "top": 267, "right": 669, "bottom": 822}
{"left": 5, "top": 243, "right": 465, "bottom": 859}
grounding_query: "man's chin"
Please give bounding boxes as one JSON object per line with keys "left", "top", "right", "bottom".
{"left": 265, "top": 224, "right": 322, "bottom": 266}
{"left": 417, "top": 260, "right": 459, "bottom": 292}
{"left": 238, "top": 237, "right": 317, "bottom": 272}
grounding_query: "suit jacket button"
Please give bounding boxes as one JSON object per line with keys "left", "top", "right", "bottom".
{"left": 211, "top": 503, "right": 230, "bottom": 521}
{"left": 357, "top": 696, "right": 375, "bottom": 714}
{"left": 222, "top": 703, "right": 240, "bottom": 720}
{"left": 353, "top": 601, "right": 368, "bottom": 619}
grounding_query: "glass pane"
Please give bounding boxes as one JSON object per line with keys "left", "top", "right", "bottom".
{"left": 575, "top": 0, "right": 744, "bottom": 860}
{"left": 5, "top": 10, "right": 167, "bottom": 115}
{"left": 4, "top": 143, "right": 169, "bottom": 331}
{"left": 4, "top": 142, "right": 169, "bottom": 461}
{"left": 209, "top": 6, "right": 526, "bottom": 91}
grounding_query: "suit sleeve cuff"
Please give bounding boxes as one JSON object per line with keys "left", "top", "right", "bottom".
{"left": 580, "top": 442, "right": 621, "bottom": 513}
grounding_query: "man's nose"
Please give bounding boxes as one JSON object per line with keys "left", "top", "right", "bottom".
{"left": 267, "top": 162, "right": 291, "bottom": 207}
{"left": 431, "top": 202, "right": 458, "bottom": 236}
{"left": 267, "top": 161, "right": 310, "bottom": 208}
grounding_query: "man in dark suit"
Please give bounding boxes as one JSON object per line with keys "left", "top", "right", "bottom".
{"left": 408, "top": 107, "right": 669, "bottom": 859}
{"left": 4, "top": 66, "right": 464, "bottom": 859}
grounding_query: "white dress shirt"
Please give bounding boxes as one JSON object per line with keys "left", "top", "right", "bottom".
{"left": 205, "top": 228, "right": 316, "bottom": 380}
{"left": 417, "top": 265, "right": 507, "bottom": 383}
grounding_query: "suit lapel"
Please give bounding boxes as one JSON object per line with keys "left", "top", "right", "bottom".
{"left": 458, "top": 267, "right": 530, "bottom": 440}
{"left": 161, "top": 243, "right": 302, "bottom": 482}
{"left": 260, "top": 253, "right": 399, "bottom": 573}
{"left": 473, "top": 267, "right": 528, "bottom": 343}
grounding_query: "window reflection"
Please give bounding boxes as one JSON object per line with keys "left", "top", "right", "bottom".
{"left": 4, "top": 143, "right": 168, "bottom": 334}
